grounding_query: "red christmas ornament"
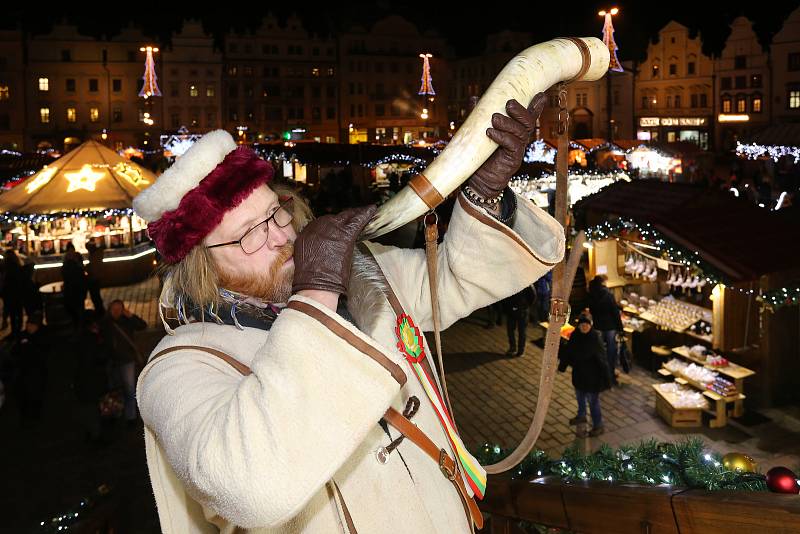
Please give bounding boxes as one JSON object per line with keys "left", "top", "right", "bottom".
{"left": 766, "top": 467, "right": 800, "bottom": 494}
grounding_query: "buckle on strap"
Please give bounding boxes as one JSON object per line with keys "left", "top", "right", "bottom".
{"left": 439, "top": 448, "right": 456, "bottom": 481}
{"left": 549, "top": 298, "right": 571, "bottom": 324}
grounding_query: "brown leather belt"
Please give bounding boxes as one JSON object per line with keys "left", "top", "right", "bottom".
{"left": 382, "top": 406, "right": 483, "bottom": 531}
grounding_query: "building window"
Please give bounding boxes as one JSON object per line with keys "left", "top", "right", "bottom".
{"left": 66, "top": 78, "right": 76, "bottom": 92}
{"left": 788, "top": 53, "right": 800, "bottom": 71}
{"left": 113, "top": 107, "right": 122, "bottom": 122}
{"left": 690, "top": 94, "right": 698, "bottom": 108}
{"left": 89, "top": 79, "right": 98, "bottom": 92}
{"left": 207, "top": 85, "right": 215, "bottom": 97}
{"left": 190, "top": 85, "right": 198, "bottom": 97}
{"left": 674, "top": 95, "right": 681, "bottom": 108}
{"left": 243, "top": 66, "right": 253, "bottom": 77}
{"left": 735, "top": 76, "right": 746, "bottom": 89}
{"left": 667, "top": 95, "right": 672, "bottom": 108}
{"left": 0, "top": 85, "right": 8, "bottom": 100}
{"left": 311, "top": 68, "right": 320, "bottom": 77}
{"left": 751, "top": 74, "right": 762, "bottom": 88}
{"left": 700, "top": 94, "right": 708, "bottom": 107}
{"left": 172, "top": 113, "right": 181, "bottom": 128}
{"left": 40, "top": 107, "right": 50, "bottom": 123}
{"left": 112, "top": 79, "right": 122, "bottom": 92}
{"left": 90, "top": 107, "right": 100, "bottom": 122}
{"left": 752, "top": 95, "right": 762, "bottom": 113}
{"left": 734, "top": 55, "right": 746, "bottom": 69}
{"left": 170, "top": 83, "right": 179, "bottom": 97}
{"left": 376, "top": 103, "right": 385, "bottom": 116}
{"left": 312, "top": 107, "right": 321, "bottom": 121}
{"left": 326, "top": 106, "right": 335, "bottom": 119}
{"left": 669, "top": 64, "right": 677, "bottom": 75}
{"left": 61, "top": 49, "right": 71, "bottom": 62}
{"left": 38, "top": 78, "right": 49, "bottom": 91}
{"left": 229, "top": 43, "right": 238, "bottom": 54}
{"left": 229, "top": 109, "right": 238, "bottom": 121}
{"left": 736, "top": 97, "right": 747, "bottom": 113}
{"left": 688, "top": 62, "right": 695, "bottom": 75}
{"left": 66, "top": 107, "right": 76, "bottom": 123}
{"left": 721, "top": 77, "right": 732, "bottom": 90}
{"left": 722, "top": 97, "right": 732, "bottom": 113}
{"left": 641, "top": 96, "right": 648, "bottom": 109}
{"left": 228, "top": 85, "right": 238, "bottom": 98}
{"left": 207, "top": 111, "right": 216, "bottom": 125}
{"left": 788, "top": 89, "right": 800, "bottom": 109}
{"left": 327, "top": 67, "right": 335, "bottom": 77}
{"left": 227, "top": 66, "right": 238, "bottom": 76}
{"left": 651, "top": 64, "right": 659, "bottom": 78}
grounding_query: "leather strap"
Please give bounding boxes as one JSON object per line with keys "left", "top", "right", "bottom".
{"left": 560, "top": 37, "right": 592, "bottom": 83}
{"left": 331, "top": 479, "right": 358, "bottom": 534}
{"left": 409, "top": 173, "right": 445, "bottom": 210}
{"left": 383, "top": 406, "right": 482, "bottom": 531}
{"left": 423, "top": 216, "right": 458, "bottom": 427}
{"left": 149, "top": 345, "right": 254, "bottom": 376}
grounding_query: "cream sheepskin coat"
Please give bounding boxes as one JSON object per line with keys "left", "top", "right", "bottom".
{"left": 137, "top": 192, "right": 564, "bottom": 533}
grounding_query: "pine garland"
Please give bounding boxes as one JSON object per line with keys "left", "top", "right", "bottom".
{"left": 472, "top": 438, "right": 768, "bottom": 492}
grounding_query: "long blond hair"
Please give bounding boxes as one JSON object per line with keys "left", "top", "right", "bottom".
{"left": 157, "top": 181, "right": 313, "bottom": 333}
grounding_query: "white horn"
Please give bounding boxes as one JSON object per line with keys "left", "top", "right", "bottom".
{"left": 360, "top": 37, "right": 609, "bottom": 241}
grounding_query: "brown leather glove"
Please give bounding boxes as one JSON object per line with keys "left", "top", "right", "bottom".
{"left": 291, "top": 204, "right": 377, "bottom": 295}
{"left": 467, "top": 93, "right": 546, "bottom": 200}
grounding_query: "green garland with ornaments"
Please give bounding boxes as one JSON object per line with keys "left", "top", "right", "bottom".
{"left": 584, "top": 218, "right": 799, "bottom": 312}
{"left": 471, "top": 438, "right": 800, "bottom": 494}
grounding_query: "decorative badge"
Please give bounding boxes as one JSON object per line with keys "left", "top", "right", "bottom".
{"left": 395, "top": 313, "right": 425, "bottom": 364}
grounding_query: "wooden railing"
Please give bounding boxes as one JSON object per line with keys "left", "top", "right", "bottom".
{"left": 478, "top": 474, "right": 800, "bottom": 533}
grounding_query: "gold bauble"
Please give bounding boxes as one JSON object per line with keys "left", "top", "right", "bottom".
{"left": 722, "top": 452, "right": 757, "bottom": 472}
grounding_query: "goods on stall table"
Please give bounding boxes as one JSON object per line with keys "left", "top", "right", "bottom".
{"left": 708, "top": 377, "right": 738, "bottom": 397}
{"left": 656, "top": 382, "right": 709, "bottom": 409}
{"left": 639, "top": 296, "right": 711, "bottom": 332}
{"left": 664, "top": 358, "right": 718, "bottom": 385}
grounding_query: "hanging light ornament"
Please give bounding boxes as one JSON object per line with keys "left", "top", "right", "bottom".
{"left": 418, "top": 53, "right": 435, "bottom": 96}
{"left": 599, "top": 8, "right": 624, "bottom": 73}
{"left": 138, "top": 46, "right": 162, "bottom": 98}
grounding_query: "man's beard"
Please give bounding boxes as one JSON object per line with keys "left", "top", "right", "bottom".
{"left": 217, "top": 243, "right": 295, "bottom": 303}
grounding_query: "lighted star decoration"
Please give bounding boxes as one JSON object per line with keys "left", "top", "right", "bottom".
{"left": 65, "top": 164, "right": 105, "bottom": 193}
{"left": 25, "top": 166, "right": 57, "bottom": 194}
{"left": 113, "top": 162, "right": 149, "bottom": 187}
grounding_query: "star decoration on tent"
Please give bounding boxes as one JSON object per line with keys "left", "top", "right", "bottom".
{"left": 113, "top": 162, "right": 149, "bottom": 187}
{"left": 65, "top": 164, "right": 105, "bottom": 193}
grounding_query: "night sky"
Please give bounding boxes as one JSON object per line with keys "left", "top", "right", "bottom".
{"left": 6, "top": 1, "right": 800, "bottom": 61}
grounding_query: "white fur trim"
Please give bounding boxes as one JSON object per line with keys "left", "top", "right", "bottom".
{"left": 132, "top": 129, "right": 238, "bottom": 222}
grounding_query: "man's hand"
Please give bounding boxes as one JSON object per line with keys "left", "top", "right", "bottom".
{"left": 292, "top": 204, "right": 377, "bottom": 299}
{"left": 467, "top": 93, "right": 546, "bottom": 201}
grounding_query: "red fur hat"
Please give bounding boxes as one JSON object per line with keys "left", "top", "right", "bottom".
{"left": 142, "top": 144, "right": 273, "bottom": 264}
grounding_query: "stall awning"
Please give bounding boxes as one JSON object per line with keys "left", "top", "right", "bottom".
{"left": 574, "top": 180, "right": 800, "bottom": 282}
{"left": 0, "top": 140, "right": 156, "bottom": 214}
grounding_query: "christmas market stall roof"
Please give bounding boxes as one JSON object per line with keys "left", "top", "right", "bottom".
{"left": 574, "top": 180, "right": 800, "bottom": 283}
{"left": 0, "top": 140, "right": 155, "bottom": 214}
{"left": 742, "top": 123, "right": 800, "bottom": 147}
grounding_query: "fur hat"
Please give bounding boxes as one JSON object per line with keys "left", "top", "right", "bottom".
{"left": 132, "top": 130, "right": 274, "bottom": 264}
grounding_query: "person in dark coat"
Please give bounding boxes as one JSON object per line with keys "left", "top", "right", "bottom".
{"left": 588, "top": 275, "right": 623, "bottom": 386}
{"left": 558, "top": 313, "right": 610, "bottom": 437}
{"left": 101, "top": 299, "right": 147, "bottom": 424}
{"left": 61, "top": 243, "right": 87, "bottom": 330}
{"left": 2, "top": 250, "right": 25, "bottom": 339}
{"left": 21, "top": 261, "right": 42, "bottom": 319}
{"left": 11, "top": 311, "right": 49, "bottom": 426}
{"left": 72, "top": 310, "right": 111, "bottom": 445}
{"left": 501, "top": 285, "right": 536, "bottom": 357}
{"left": 85, "top": 242, "right": 105, "bottom": 318}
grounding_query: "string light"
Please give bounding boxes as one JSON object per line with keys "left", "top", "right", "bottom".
{"left": 735, "top": 140, "right": 800, "bottom": 163}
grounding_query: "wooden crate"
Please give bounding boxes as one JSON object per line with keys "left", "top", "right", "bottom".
{"left": 653, "top": 385, "right": 703, "bottom": 427}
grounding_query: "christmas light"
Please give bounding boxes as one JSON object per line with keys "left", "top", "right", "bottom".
{"left": 735, "top": 140, "right": 800, "bottom": 163}
{"left": 524, "top": 139, "right": 556, "bottom": 164}
{"left": 418, "top": 53, "right": 435, "bottom": 96}
{"left": 113, "top": 162, "right": 149, "bottom": 187}
{"left": 138, "top": 46, "right": 162, "bottom": 98}
{"left": 25, "top": 166, "right": 58, "bottom": 194}
{"left": 65, "top": 164, "right": 105, "bottom": 193}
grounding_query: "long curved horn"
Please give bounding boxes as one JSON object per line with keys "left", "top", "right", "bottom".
{"left": 360, "top": 37, "right": 609, "bottom": 240}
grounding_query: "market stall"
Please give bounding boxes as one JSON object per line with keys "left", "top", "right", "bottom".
{"left": 574, "top": 180, "right": 800, "bottom": 424}
{"left": 0, "top": 139, "right": 157, "bottom": 286}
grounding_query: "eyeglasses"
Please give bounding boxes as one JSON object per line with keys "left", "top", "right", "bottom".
{"left": 206, "top": 196, "right": 294, "bottom": 254}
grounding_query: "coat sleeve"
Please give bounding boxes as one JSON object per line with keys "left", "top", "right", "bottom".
{"left": 368, "top": 191, "right": 564, "bottom": 331}
{"left": 137, "top": 294, "right": 406, "bottom": 529}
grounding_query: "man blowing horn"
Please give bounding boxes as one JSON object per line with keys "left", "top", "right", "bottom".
{"left": 134, "top": 94, "right": 564, "bottom": 533}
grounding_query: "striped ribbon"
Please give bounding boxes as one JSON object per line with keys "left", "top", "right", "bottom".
{"left": 395, "top": 313, "right": 486, "bottom": 499}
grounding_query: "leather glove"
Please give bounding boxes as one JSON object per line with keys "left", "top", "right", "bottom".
{"left": 467, "top": 93, "right": 546, "bottom": 200}
{"left": 292, "top": 204, "right": 377, "bottom": 295}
